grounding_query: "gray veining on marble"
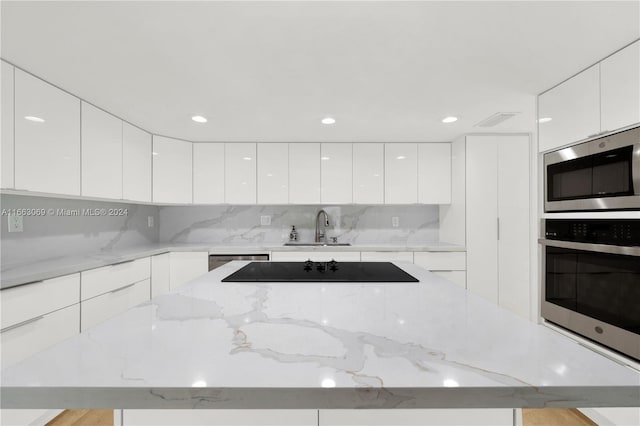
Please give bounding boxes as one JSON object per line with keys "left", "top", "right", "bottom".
{"left": 2, "top": 262, "right": 638, "bottom": 410}
{"left": 159, "top": 205, "right": 439, "bottom": 245}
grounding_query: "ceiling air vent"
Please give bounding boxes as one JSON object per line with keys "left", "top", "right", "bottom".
{"left": 474, "top": 112, "right": 520, "bottom": 128}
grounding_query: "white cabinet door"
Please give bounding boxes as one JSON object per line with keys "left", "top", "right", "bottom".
{"left": 14, "top": 69, "right": 80, "bottom": 195}
{"left": 169, "top": 252, "right": 209, "bottom": 289}
{"left": 193, "top": 143, "right": 224, "bottom": 204}
{"left": 81, "top": 102, "right": 123, "bottom": 199}
{"left": 1, "top": 61, "right": 14, "bottom": 188}
{"left": 81, "top": 279, "right": 150, "bottom": 331}
{"left": 122, "top": 122, "right": 152, "bottom": 202}
{"left": 80, "top": 257, "right": 151, "bottom": 301}
{"left": 152, "top": 136, "right": 192, "bottom": 204}
{"left": 271, "top": 251, "right": 360, "bottom": 262}
{"left": 151, "top": 253, "right": 170, "bottom": 298}
{"left": 124, "top": 409, "right": 317, "bottom": 426}
{"left": 1, "top": 273, "right": 80, "bottom": 329}
{"left": 1, "top": 304, "right": 79, "bottom": 369}
{"left": 601, "top": 41, "right": 640, "bottom": 132}
{"left": 321, "top": 143, "right": 352, "bottom": 204}
{"left": 353, "top": 143, "right": 383, "bottom": 204}
{"left": 257, "top": 143, "right": 288, "bottom": 204}
{"left": 319, "top": 409, "right": 513, "bottom": 425}
{"left": 466, "top": 138, "right": 499, "bottom": 304}
{"left": 289, "top": 143, "right": 320, "bottom": 204}
{"left": 360, "top": 251, "right": 413, "bottom": 262}
{"left": 418, "top": 143, "right": 451, "bottom": 204}
{"left": 497, "top": 137, "right": 530, "bottom": 319}
{"left": 538, "top": 64, "right": 600, "bottom": 152}
{"left": 385, "top": 143, "right": 417, "bottom": 204}
{"left": 432, "top": 271, "right": 466, "bottom": 288}
{"left": 225, "top": 143, "right": 256, "bottom": 204}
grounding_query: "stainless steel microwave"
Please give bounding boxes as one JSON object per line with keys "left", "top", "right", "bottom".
{"left": 544, "top": 126, "right": 640, "bottom": 212}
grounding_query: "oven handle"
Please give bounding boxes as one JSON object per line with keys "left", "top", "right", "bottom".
{"left": 539, "top": 238, "right": 640, "bottom": 256}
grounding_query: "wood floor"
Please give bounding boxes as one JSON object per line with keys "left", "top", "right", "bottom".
{"left": 47, "top": 408, "right": 597, "bottom": 426}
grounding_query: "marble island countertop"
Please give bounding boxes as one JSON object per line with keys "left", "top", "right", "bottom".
{"left": 0, "top": 241, "right": 464, "bottom": 289}
{"left": 1, "top": 262, "right": 638, "bottom": 410}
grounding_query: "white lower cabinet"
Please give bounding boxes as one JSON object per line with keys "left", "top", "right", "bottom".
{"left": 360, "top": 251, "right": 413, "bottom": 263}
{"left": 169, "top": 252, "right": 209, "bottom": 289}
{"left": 1, "top": 303, "right": 79, "bottom": 368}
{"left": 81, "top": 257, "right": 151, "bottom": 301}
{"left": 123, "top": 410, "right": 317, "bottom": 426}
{"left": 271, "top": 251, "right": 361, "bottom": 262}
{"left": 413, "top": 252, "right": 466, "bottom": 288}
{"left": 319, "top": 409, "right": 513, "bottom": 426}
{"left": 81, "top": 279, "right": 150, "bottom": 331}
{"left": 151, "top": 253, "right": 171, "bottom": 298}
{"left": 0, "top": 409, "right": 63, "bottom": 426}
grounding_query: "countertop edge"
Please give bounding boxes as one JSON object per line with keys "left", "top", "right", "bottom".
{"left": 2, "top": 385, "right": 638, "bottom": 410}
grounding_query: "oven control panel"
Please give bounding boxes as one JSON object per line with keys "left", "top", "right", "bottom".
{"left": 545, "top": 219, "right": 640, "bottom": 246}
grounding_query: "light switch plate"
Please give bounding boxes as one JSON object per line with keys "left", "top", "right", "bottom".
{"left": 260, "top": 215, "right": 271, "bottom": 226}
{"left": 8, "top": 215, "right": 24, "bottom": 232}
{"left": 391, "top": 216, "right": 400, "bottom": 227}
{"left": 147, "top": 216, "right": 154, "bottom": 227}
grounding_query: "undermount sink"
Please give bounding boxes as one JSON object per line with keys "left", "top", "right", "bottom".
{"left": 283, "top": 242, "right": 352, "bottom": 246}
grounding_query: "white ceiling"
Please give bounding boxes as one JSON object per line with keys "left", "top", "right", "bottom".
{"left": 2, "top": 1, "right": 639, "bottom": 142}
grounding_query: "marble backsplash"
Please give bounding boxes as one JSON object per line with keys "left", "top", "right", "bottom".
{"left": 159, "top": 205, "right": 439, "bottom": 245}
{"left": 0, "top": 195, "right": 159, "bottom": 268}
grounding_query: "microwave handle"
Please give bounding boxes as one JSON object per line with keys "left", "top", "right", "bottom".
{"left": 634, "top": 143, "right": 640, "bottom": 195}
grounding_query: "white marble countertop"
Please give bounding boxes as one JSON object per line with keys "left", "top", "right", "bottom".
{"left": 0, "top": 241, "right": 464, "bottom": 289}
{"left": 1, "top": 262, "right": 638, "bottom": 410}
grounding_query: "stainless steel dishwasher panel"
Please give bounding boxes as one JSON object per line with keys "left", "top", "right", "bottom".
{"left": 208, "top": 254, "right": 270, "bottom": 271}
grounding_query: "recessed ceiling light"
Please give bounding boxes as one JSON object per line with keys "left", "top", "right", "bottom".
{"left": 442, "top": 116, "right": 458, "bottom": 124}
{"left": 24, "top": 116, "right": 45, "bottom": 123}
{"left": 321, "top": 117, "right": 336, "bottom": 125}
{"left": 396, "top": 155, "right": 406, "bottom": 160}
{"left": 152, "top": 152, "right": 159, "bottom": 156}
{"left": 321, "top": 156, "right": 330, "bottom": 160}
{"left": 538, "top": 117, "right": 552, "bottom": 123}
{"left": 242, "top": 157, "right": 252, "bottom": 161}
{"left": 191, "top": 115, "right": 208, "bottom": 123}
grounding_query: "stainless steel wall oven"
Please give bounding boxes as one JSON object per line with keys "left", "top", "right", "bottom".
{"left": 544, "top": 126, "right": 640, "bottom": 212}
{"left": 541, "top": 219, "right": 640, "bottom": 360}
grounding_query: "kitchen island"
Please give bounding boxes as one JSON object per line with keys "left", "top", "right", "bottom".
{"left": 1, "top": 262, "right": 638, "bottom": 422}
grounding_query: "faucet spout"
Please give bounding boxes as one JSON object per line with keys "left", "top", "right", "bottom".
{"left": 315, "top": 209, "right": 330, "bottom": 243}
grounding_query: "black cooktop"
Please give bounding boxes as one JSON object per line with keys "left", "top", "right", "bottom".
{"left": 221, "top": 261, "right": 419, "bottom": 283}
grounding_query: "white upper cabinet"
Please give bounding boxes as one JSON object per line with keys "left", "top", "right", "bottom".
{"left": 601, "top": 41, "right": 640, "bottom": 133}
{"left": 122, "top": 123, "right": 152, "bottom": 203}
{"left": 353, "top": 143, "right": 384, "bottom": 204}
{"left": 193, "top": 143, "right": 225, "bottom": 204}
{"left": 385, "top": 143, "right": 417, "bottom": 204}
{"left": 1, "top": 61, "right": 14, "bottom": 189}
{"left": 257, "top": 143, "right": 288, "bottom": 204}
{"left": 289, "top": 143, "right": 320, "bottom": 204}
{"left": 538, "top": 64, "right": 600, "bottom": 152}
{"left": 418, "top": 143, "right": 451, "bottom": 204}
{"left": 321, "top": 143, "right": 352, "bottom": 204}
{"left": 225, "top": 143, "right": 256, "bottom": 204}
{"left": 14, "top": 69, "right": 80, "bottom": 195}
{"left": 81, "top": 102, "right": 123, "bottom": 199}
{"left": 152, "top": 136, "right": 192, "bottom": 204}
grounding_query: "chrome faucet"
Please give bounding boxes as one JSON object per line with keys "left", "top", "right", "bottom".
{"left": 315, "top": 209, "right": 330, "bottom": 243}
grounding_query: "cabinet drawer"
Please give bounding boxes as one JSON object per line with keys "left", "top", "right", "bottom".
{"left": 1, "top": 273, "right": 79, "bottom": 329}
{"left": 414, "top": 252, "right": 466, "bottom": 271}
{"left": 169, "top": 252, "right": 209, "bottom": 289}
{"left": 1, "top": 304, "right": 79, "bottom": 368}
{"left": 81, "top": 279, "right": 150, "bottom": 331}
{"left": 271, "top": 251, "right": 361, "bottom": 262}
{"left": 432, "top": 270, "right": 466, "bottom": 288}
{"left": 124, "top": 409, "right": 317, "bottom": 425}
{"left": 360, "top": 251, "right": 414, "bottom": 262}
{"left": 81, "top": 257, "right": 150, "bottom": 300}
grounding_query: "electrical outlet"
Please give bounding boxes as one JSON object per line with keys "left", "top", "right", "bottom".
{"left": 391, "top": 216, "right": 400, "bottom": 227}
{"left": 8, "top": 215, "right": 24, "bottom": 233}
{"left": 147, "top": 216, "right": 154, "bottom": 227}
{"left": 260, "top": 215, "right": 271, "bottom": 226}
